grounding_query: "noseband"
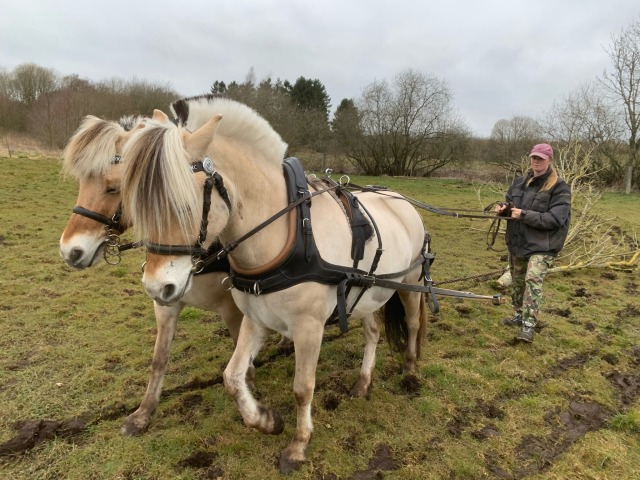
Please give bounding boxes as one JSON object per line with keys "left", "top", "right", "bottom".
{"left": 144, "top": 157, "right": 231, "bottom": 273}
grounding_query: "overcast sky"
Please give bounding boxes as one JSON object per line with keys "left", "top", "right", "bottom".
{"left": 1, "top": 0, "right": 638, "bottom": 137}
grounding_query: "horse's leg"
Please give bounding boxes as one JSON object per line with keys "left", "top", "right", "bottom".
{"left": 223, "top": 316, "right": 283, "bottom": 434}
{"left": 279, "top": 320, "right": 324, "bottom": 474}
{"left": 350, "top": 312, "right": 382, "bottom": 397}
{"left": 215, "top": 296, "right": 258, "bottom": 389}
{"left": 398, "top": 290, "right": 426, "bottom": 374}
{"left": 122, "top": 301, "right": 181, "bottom": 435}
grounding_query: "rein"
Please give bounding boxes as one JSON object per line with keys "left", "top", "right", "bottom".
{"left": 144, "top": 161, "right": 503, "bottom": 325}
{"left": 336, "top": 182, "right": 520, "bottom": 250}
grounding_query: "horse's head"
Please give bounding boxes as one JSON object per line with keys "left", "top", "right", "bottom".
{"left": 60, "top": 115, "right": 144, "bottom": 269}
{"left": 122, "top": 110, "right": 226, "bottom": 305}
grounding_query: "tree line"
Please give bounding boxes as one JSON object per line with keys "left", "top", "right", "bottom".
{"left": 1, "top": 16, "right": 638, "bottom": 191}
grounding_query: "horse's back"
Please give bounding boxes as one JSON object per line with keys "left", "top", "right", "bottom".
{"left": 311, "top": 189, "right": 425, "bottom": 275}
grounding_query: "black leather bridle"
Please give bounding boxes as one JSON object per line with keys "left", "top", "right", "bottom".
{"left": 71, "top": 155, "right": 143, "bottom": 264}
{"left": 144, "top": 157, "right": 231, "bottom": 273}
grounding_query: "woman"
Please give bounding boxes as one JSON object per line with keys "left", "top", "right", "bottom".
{"left": 496, "top": 143, "right": 571, "bottom": 343}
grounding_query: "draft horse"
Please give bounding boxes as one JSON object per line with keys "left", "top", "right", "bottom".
{"left": 121, "top": 98, "right": 430, "bottom": 472}
{"left": 59, "top": 113, "right": 244, "bottom": 435}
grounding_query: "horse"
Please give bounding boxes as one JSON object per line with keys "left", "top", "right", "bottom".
{"left": 59, "top": 113, "right": 245, "bottom": 436}
{"left": 121, "top": 97, "right": 429, "bottom": 473}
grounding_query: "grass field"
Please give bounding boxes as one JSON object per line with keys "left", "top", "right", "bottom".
{"left": 1, "top": 156, "right": 639, "bottom": 479}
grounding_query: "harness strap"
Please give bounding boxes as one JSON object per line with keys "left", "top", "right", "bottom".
{"left": 200, "top": 184, "right": 337, "bottom": 269}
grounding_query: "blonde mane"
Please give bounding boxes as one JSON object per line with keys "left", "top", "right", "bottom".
{"left": 122, "top": 121, "right": 201, "bottom": 242}
{"left": 62, "top": 115, "right": 144, "bottom": 178}
{"left": 170, "top": 96, "right": 288, "bottom": 164}
{"left": 124, "top": 98, "right": 288, "bottom": 242}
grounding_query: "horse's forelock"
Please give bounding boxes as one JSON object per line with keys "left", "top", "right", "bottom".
{"left": 62, "top": 117, "right": 122, "bottom": 179}
{"left": 117, "top": 115, "right": 145, "bottom": 132}
{"left": 123, "top": 123, "right": 200, "bottom": 243}
{"left": 169, "top": 99, "right": 189, "bottom": 127}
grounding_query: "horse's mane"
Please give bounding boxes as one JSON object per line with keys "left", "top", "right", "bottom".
{"left": 62, "top": 115, "right": 144, "bottom": 178}
{"left": 170, "top": 95, "right": 288, "bottom": 165}
{"left": 122, "top": 120, "right": 201, "bottom": 242}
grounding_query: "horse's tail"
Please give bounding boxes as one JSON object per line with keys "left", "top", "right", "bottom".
{"left": 383, "top": 291, "right": 409, "bottom": 353}
{"left": 383, "top": 291, "right": 429, "bottom": 359}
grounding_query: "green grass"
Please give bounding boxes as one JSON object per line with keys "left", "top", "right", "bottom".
{"left": 1, "top": 156, "right": 639, "bottom": 479}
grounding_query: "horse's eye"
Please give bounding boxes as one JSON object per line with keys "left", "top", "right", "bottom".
{"left": 106, "top": 186, "right": 120, "bottom": 194}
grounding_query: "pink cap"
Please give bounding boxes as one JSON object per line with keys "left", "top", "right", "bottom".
{"left": 529, "top": 143, "right": 553, "bottom": 161}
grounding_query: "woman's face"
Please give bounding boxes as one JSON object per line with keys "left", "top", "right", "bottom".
{"left": 530, "top": 155, "right": 551, "bottom": 177}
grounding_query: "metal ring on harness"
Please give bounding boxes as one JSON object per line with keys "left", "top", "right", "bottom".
{"left": 339, "top": 175, "right": 351, "bottom": 186}
{"left": 141, "top": 261, "right": 146, "bottom": 273}
{"left": 221, "top": 276, "right": 234, "bottom": 291}
{"left": 192, "top": 256, "right": 205, "bottom": 274}
{"left": 104, "top": 242, "right": 122, "bottom": 265}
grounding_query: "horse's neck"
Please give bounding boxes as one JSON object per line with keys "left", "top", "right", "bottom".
{"left": 218, "top": 157, "right": 291, "bottom": 270}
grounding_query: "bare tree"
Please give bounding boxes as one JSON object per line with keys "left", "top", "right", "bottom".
{"left": 487, "top": 116, "right": 542, "bottom": 172}
{"left": 347, "top": 68, "right": 470, "bottom": 176}
{"left": 10, "top": 63, "right": 59, "bottom": 107}
{"left": 541, "top": 81, "right": 625, "bottom": 186}
{"left": 600, "top": 16, "right": 640, "bottom": 193}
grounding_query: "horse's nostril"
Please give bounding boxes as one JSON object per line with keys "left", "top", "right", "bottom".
{"left": 162, "top": 283, "right": 176, "bottom": 300}
{"left": 69, "top": 248, "right": 84, "bottom": 265}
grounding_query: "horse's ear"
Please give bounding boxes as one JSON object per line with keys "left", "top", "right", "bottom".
{"left": 152, "top": 109, "right": 169, "bottom": 122}
{"left": 185, "top": 114, "right": 223, "bottom": 158}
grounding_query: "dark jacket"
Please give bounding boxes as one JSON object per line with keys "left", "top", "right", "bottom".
{"left": 505, "top": 168, "right": 571, "bottom": 258}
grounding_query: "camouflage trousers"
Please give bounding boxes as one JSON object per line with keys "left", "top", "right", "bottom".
{"left": 509, "top": 253, "right": 554, "bottom": 327}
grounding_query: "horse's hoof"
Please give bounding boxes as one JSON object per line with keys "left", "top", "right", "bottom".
{"left": 350, "top": 379, "right": 371, "bottom": 398}
{"left": 121, "top": 417, "right": 148, "bottom": 436}
{"left": 279, "top": 453, "right": 304, "bottom": 474}
{"left": 270, "top": 410, "right": 284, "bottom": 435}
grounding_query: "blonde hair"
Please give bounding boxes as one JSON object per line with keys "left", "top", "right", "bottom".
{"left": 527, "top": 164, "right": 558, "bottom": 192}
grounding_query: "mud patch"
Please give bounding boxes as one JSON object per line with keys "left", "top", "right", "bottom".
{"left": 546, "top": 307, "right": 571, "bottom": 318}
{"left": 471, "top": 423, "right": 501, "bottom": 440}
{"left": 574, "top": 287, "right": 590, "bottom": 298}
{"left": 550, "top": 351, "right": 594, "bottom": 375}
{"left": 454, "top": 304, "right": 472, "bottom": 317}
{"left": 322, "top": 392, "right": 342, "bottom": 411}
{"left": 176, "top": 450, "right": 224, "bottom": 479}
{"left": 350, "top": 443, "right": 399, "bottom": 479}
{"left": 399, "top": 373, "right": 422, "bottom": 396}
{"left": 605, "top": 370, "right": 640, "bottom": 406}
{"left": 514, "top": 400, "right": 609, "bottom": 477}
{"left": 601, "top": 271, "right": 617, "bottom": 280}
{"left": 161, "top": 375, "right": 223, "bottom": 398}
{"left": 624, "top": 282, "right": 638, "bottom": 295}
{"left": 177, "top": 450, "right": 218, "bottom": 468}
{"left": 0, "top": 417, "right": 89, "bottom": 456}
{"left": 630, "top": 346, "right": 640, "bottom": 365}
{"left": 616, "top": 303, "right": 640, "bottom": 319}
{"left": 601, "top": 353, "right": 619, "bottom": 365}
